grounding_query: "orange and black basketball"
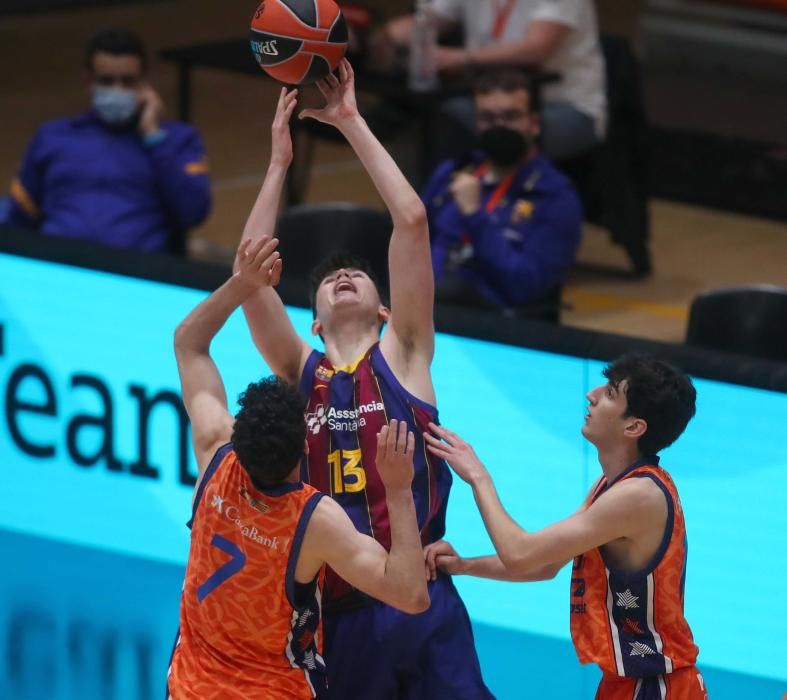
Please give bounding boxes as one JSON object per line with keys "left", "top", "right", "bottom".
{"left": 250, "top": 0, "right": 348, "bottom": 85}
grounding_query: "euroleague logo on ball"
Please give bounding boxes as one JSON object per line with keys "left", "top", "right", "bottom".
{"left": 254, "top": 1, "right": 266, "bottom": 20}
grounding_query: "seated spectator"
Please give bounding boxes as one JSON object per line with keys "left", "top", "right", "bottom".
{"left": 380, "top": 0, "right": 606, "bottom": 161}
{"left": 422, "top": 69, "right": 582, "bottom": 311}
{"left": 5, "top": 29, "right": 211, "bottom": 254}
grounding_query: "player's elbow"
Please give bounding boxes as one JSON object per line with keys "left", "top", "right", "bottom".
{"left": 400, "top": 586, "right": 430, "bottom": 614}
{"left": 508, "top": 553, "right": 561, "bottom": 581}
{"left": 397, "top": 198, "right": 428, "bottom": 232}
{"left": 534, "top": 563, "right": 561, "bottom": 581}
{"left": 386, "top": 577, "right": 430, "bottom": 614}
{"left": 174, "top": 318, "right": 204, "bottom": 355}
{"left": 173, "top": 321, "right": 188, "bottom": 352}
{"left": 500, "top": 552, "right": 521, "bottom": 573}
{"left": 500, "top": 548, "right": 538, "bottom": 575}
{"left": 173, "top": 319, "right": 194, "bottom": 351}
{"left": 546, "top": 564, "right": 561, "bottom": 580}
{"left": 413, "top": 585, "right": 431, "bottom": 613}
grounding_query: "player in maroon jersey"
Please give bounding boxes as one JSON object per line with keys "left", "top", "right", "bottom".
{"left": 234, "top": 61, "right": 493, "bottom": 699}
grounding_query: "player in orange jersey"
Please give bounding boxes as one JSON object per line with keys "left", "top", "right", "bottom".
{"left": 424, "top": 355, "right": 709, "bottom": 700}
{"left": 167, "top": 237, "right": 429, "bottom": 700}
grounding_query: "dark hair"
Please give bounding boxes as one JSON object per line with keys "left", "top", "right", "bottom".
{"left": 603, "top": 354, "right": 697, "bottom": 456}
{"left": 474, "top": 68, "right": 532, "bottom": 95}
{"left": 231, "top": 376, "right": 306, "bottom": 489}
{"left": 473, "top": 68, "right": 539, "bottom": 112}
{"left": 86, "top": 29, "right": 148, "bottom": 71}
{"left": 308, "top": 252, "right": 388, "bottom": 317}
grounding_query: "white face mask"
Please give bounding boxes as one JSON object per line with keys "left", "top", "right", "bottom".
{"left": 92, "top": 85, "right": 138, "bottom": 125}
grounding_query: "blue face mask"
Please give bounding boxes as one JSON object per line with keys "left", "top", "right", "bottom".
{"left": 92, "top": 86, "right": 138, "bottom": 125}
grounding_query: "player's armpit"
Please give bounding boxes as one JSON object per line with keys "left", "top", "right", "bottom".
{"left": 385, "top": 214, "right": 435, "bottom": 361}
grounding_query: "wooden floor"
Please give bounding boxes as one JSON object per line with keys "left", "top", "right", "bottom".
{"left": 2, "top": 0, "right": 786, "bottom": 344}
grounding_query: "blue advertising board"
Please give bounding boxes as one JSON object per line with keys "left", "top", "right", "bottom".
{"left": 1, "top": 252, "right": 785, "bottom": 699}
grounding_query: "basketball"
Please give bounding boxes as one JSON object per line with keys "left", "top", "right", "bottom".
{"left": 250, "top": 0, "right": 348, "bottom": 85}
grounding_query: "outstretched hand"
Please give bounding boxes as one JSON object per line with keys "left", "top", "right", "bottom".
{"left": 235, "top": 236, "right": 282, "bottom": 288}
{"left": 299, "top": 58, "right": 359, "bottom": 127}
{"left": 424, "top": 423, "right": 488, "bottom": 484}
{"left": 271, "top": 87, "right": 298, "bottom": 167}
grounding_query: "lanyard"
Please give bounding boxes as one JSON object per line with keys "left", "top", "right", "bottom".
{"left": 491, "top": 0, "right": 517, "bottom": 40}
{"left": 457, "top": 163, "right": 517, "bottom": 246}
{"left": 474, "top": 162, "right": 516, "bottom": 213}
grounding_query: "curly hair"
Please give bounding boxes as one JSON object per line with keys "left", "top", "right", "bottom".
{"left": 231, "top": 376, "right": 306, "bottom": 489}
{"left": 309, "top": 252, "right": 388, "bottom": 317}
{"left": 604, "top": 354, "right": 697, "bottom": 456}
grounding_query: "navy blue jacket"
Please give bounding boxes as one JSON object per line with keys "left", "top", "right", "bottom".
{"left": 423, "top": 152, "right": 582, "bottom": 306}
{"left": 8, "top": 111, "right": 211, "bottom": 252}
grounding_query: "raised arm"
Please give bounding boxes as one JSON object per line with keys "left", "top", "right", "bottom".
{"left": 238, "top": 88, "right": 312, "bottom": 384}
{"left": 299, "top": 60, "right": 435, "bottom": 366}
{"left": 298, "top": 420, "right": 430, "bottom": 614}
{"left": 425, "top": 424, "right": 665, "bottom": 578}
{"left": 175, "top": 237, "right": 281, "bottom": 478}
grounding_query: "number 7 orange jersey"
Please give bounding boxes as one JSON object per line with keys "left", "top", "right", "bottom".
{"left": 168, "top": 444, "right": 327, "bottom": 699}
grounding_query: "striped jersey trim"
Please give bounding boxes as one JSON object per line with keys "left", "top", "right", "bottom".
{"left": 605, "top": 566, "right": 626, "bottom": 676}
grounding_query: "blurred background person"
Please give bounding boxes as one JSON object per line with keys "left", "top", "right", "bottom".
{"left": 5, "top": 28, "right": 211, "bottom": 254}
{"left": 422, "top": 69, "right": 582, "bottom": 316}
{"left": 378, "top": 0, "right": 607, "bottom": 162}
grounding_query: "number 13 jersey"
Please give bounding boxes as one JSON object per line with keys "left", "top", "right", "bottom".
{"left": 299, "top": 343, "right": 452, "bottom": 611}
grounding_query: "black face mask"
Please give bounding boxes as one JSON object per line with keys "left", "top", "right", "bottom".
{"left": 478, "top": 126, "right": 529, "bottom": 167}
